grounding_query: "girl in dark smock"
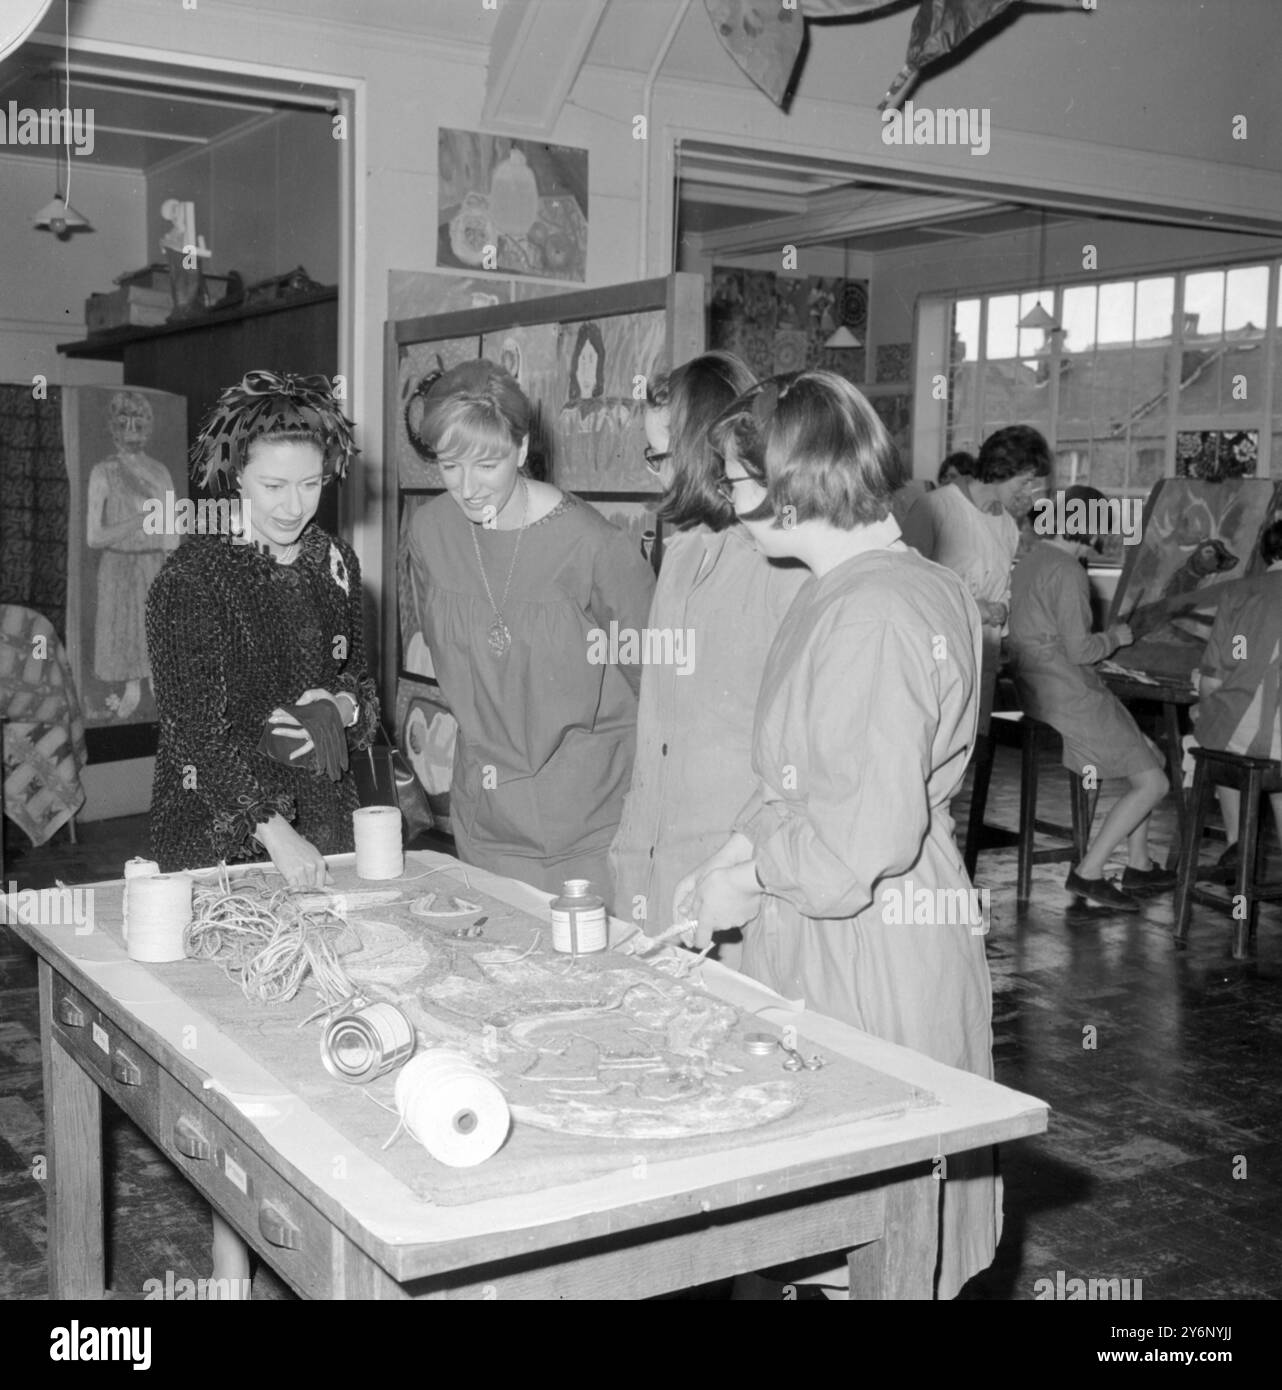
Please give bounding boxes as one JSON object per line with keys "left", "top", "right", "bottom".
{"left": 405, "top": 361, "right": 654, "bottom": 898}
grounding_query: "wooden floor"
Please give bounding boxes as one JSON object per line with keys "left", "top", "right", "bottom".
{"left": 2, "top": 747, "right": 1279, "bottom": 1300}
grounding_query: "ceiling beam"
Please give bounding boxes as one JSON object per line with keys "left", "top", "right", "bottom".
{"left": 482, "top": 0, "right": 609, "bottom": 136}
{"left": 696, "top": 192, "right": 1001, "bottom": 256}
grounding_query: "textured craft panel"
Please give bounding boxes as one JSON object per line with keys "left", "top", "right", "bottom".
{"left": 106, "top": 861, "right": 932, "bottom": 1207}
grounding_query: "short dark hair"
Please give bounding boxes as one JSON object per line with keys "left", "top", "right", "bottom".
{"left": 709, "top": 371, "right": 898, "bottom": 530}
{"left": 938, "top": 450, "right": 976, "bottom": 484}
{"left": 650, "top": 352, "right": 756, "bottom": 533}
{"left": 1260, "top": 519, "right": 1282, "bottom": 566}
{"left": 977, "top": 425, "right": 1052, "bottom": 483}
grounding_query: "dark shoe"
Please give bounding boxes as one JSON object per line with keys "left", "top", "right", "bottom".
{"left": 1120, "top": 864, "right": 1178, "bottom": 895}
{"left": 1066, "top": 867, "right": 1141, "bottom": 912}
{"left": 1196, "top": 843, "right": 1239, "bottom": 885}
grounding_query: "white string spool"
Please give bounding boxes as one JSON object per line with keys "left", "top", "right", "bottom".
{"left": 393, "top": 1051, "right": 510, "bottom": 1168}
{"left": 122, "top": 857, "right": 159, "bottom": 943}
{"left": 126, "top": 873, "right": 193, "bottom": 963}
{"left": 353, "top": 806, "right": 404, "bottom": 880}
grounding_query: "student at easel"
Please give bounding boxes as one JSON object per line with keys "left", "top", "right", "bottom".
{"left": 1007, "top": 485, "right": 1176, "bottom": 910}
{"left": 1190, "top": 519, "right": 1282, "bottom": 882}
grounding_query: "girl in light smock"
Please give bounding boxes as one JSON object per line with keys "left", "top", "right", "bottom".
{"left": 673, "top": 371, "right": 999, "bottom": 1299}
{"left": 608, "top": 352, "right": 807, "bottom": 943}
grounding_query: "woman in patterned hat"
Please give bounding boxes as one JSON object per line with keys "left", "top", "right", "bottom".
{"left": 145, "top": 371, "right": 378, "bottom": 887}
{"left": 405, "top": 358, "right": 654, "bottom": 899}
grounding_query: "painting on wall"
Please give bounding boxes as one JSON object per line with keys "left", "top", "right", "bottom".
{"left": 389, "top": 270, "right": 514, "bottom": 322}
{"left": 1109, "top": 476, "right": 1282, "bottom": 681}
{"left": 397, "top": 336, "right": 482, "bottom": 488}
{"left": 549, "top": 311, "right": 666, "bottom": 491}
{"left": 62, "top": 385, "right": 188, "bottom": 729}
{"left": 395, "top": 678, "right": 458, "bottom": 836}
{"left": 1175, "top": 429, "right": 1258, "bottom": 482}
{"left": 437, "top": 128, "right": 589, "bottom": 283}
{"left": 709, "top": 267, "right": 869, "bottom": 385}
{"left": 866, "top": 389, "right": 913, "bottom": 472}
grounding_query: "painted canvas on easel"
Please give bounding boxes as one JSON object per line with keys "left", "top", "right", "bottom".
{"left": 1108, "top": 476, "right": 1282, "bottom": 680}
{"left": 397, "top": 493, "right": 441, "bottom": 683}
{"left": 479, "top": 323, "right": 560, "bottom": 481}
{"left": 62, "top": 385, "right": 187, "bottom": 728}
{"left": 549, "top": 311, "right": 665, "bottom": 491}
{"left": 437, "top": 128, "right": 588, "bottom": 283}
{"left": 398, "top": 336, "right": 481, "bottom": 487}
{"left": 395, "top": 677, "right": 458, "bottom": 835}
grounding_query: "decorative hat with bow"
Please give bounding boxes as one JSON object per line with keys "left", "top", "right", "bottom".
{"left": 190, "top": 370, "right": 359, "bottom": 497}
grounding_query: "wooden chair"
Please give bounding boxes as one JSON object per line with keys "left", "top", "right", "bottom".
{"left": 965, "top": 711, "right": 1097, "bottom": 904}
{"left": 1173, "top": 747, "right": 1282, "bottom": 959}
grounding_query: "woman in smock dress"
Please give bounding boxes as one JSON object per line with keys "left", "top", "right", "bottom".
{"left": 1006, "top": 485, "right": 1171, "bottom": 909}
{"left": 608, "top": 352, "right": 807, "bottom": 940}
{"left": 406, "top": 360, "right": 655, "bottom": 898}
{"left": 674, "top": 372, "right": 999, "bottom": 1300}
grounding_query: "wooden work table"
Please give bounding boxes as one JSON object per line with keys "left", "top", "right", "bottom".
{"left": 5, "top": 851, "right": 1047, "bottom": 1300}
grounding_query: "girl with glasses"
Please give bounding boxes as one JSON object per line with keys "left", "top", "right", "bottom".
{"left": 609, "top": 353, "right": 807, "bottom": 947}
{"left": 673, "top": 370, "right": 999, "bottom": 1299}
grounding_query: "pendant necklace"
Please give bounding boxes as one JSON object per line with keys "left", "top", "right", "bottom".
{"left": 470, "top": 478, "right": 529, "bottom": 656}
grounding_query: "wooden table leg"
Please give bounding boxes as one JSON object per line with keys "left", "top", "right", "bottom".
{"left": 38, "top": 959, "right": 106, "bottom": 1299}
{"left": 846, "top": 1165, "right": 938, "bottom": 1300}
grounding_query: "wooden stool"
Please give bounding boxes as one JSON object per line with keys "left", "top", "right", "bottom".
{"left": 1173, "top": 747, "right": 1282, "bottom": 959}
{"left": 965, "top": 713, "right": 1097, "bottom": 904}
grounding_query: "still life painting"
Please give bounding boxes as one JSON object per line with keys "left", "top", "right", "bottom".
{"left": 437, "top": 128, "right": 588, "bottom": 284}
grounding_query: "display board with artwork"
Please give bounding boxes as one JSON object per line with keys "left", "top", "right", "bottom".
{"left": 385, "top": 274, "right": 704, "bottom": 832}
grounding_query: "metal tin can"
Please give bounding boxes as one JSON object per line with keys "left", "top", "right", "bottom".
{"left": 321, "top": 1002, "right": 416, "bottom": 1083}
{"left": 549, "top": 879, "right": 608, "bottom": 955}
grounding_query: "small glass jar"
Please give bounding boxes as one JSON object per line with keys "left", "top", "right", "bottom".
{"left": 549, "top": 879, "right": 608, "bottom": 955}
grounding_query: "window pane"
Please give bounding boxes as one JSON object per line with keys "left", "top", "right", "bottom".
{"left": 1090, "top": 439, "right": 1129, "bottom": 489}
{"left": 1135, "top": 277, "right": 1175, "bottom": 342}
{"left": 1061, "top": 284, "right": 1097, "bottom": 352}
{"left": 1184, "top": 270, "right": 1225, "bottom": 338}
{"left": 1096, "top": 281, "right": 1135, "bottom": 346}
{"left": 1224, "top": 265, "right": 1268, "bottom": 332}
{"left": 953, "top": 299, "right": 980, "bottom": 362}
{"left": 986, "top": 294, "right": 1019, "bottom": 360}
{"left": 1054, "top": 445, "right": 1089, "bottom": 487}
{"left": 1132, "top": 443, "right": 1166, "bottom": 488}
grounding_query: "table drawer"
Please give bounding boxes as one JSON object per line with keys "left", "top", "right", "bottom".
{"left": 50, "top": 976, "right": 160, "bottom": 1132}
{"left": 157, "top": 1072, "right": 333, "bottom": 1299}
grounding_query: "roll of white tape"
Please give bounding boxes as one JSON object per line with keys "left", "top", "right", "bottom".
{"left": 126, "top": 873, "right": 193, "bottom": 963}
{"left": 393, "top": 1052, "right": 510, "bottom": 1168}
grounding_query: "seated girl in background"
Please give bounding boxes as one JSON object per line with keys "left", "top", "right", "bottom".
{"left": 1192, "top": 519, "right": 1282, "bottom": 881}
{"left": 1006, "top": 484, "right": 1174, "bottom": 910}
{"left": 900, "top": 425, "right": 1050, "bottom": 733}
{"left": 608, "top": 352, "right": 807, "bottom": 949}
